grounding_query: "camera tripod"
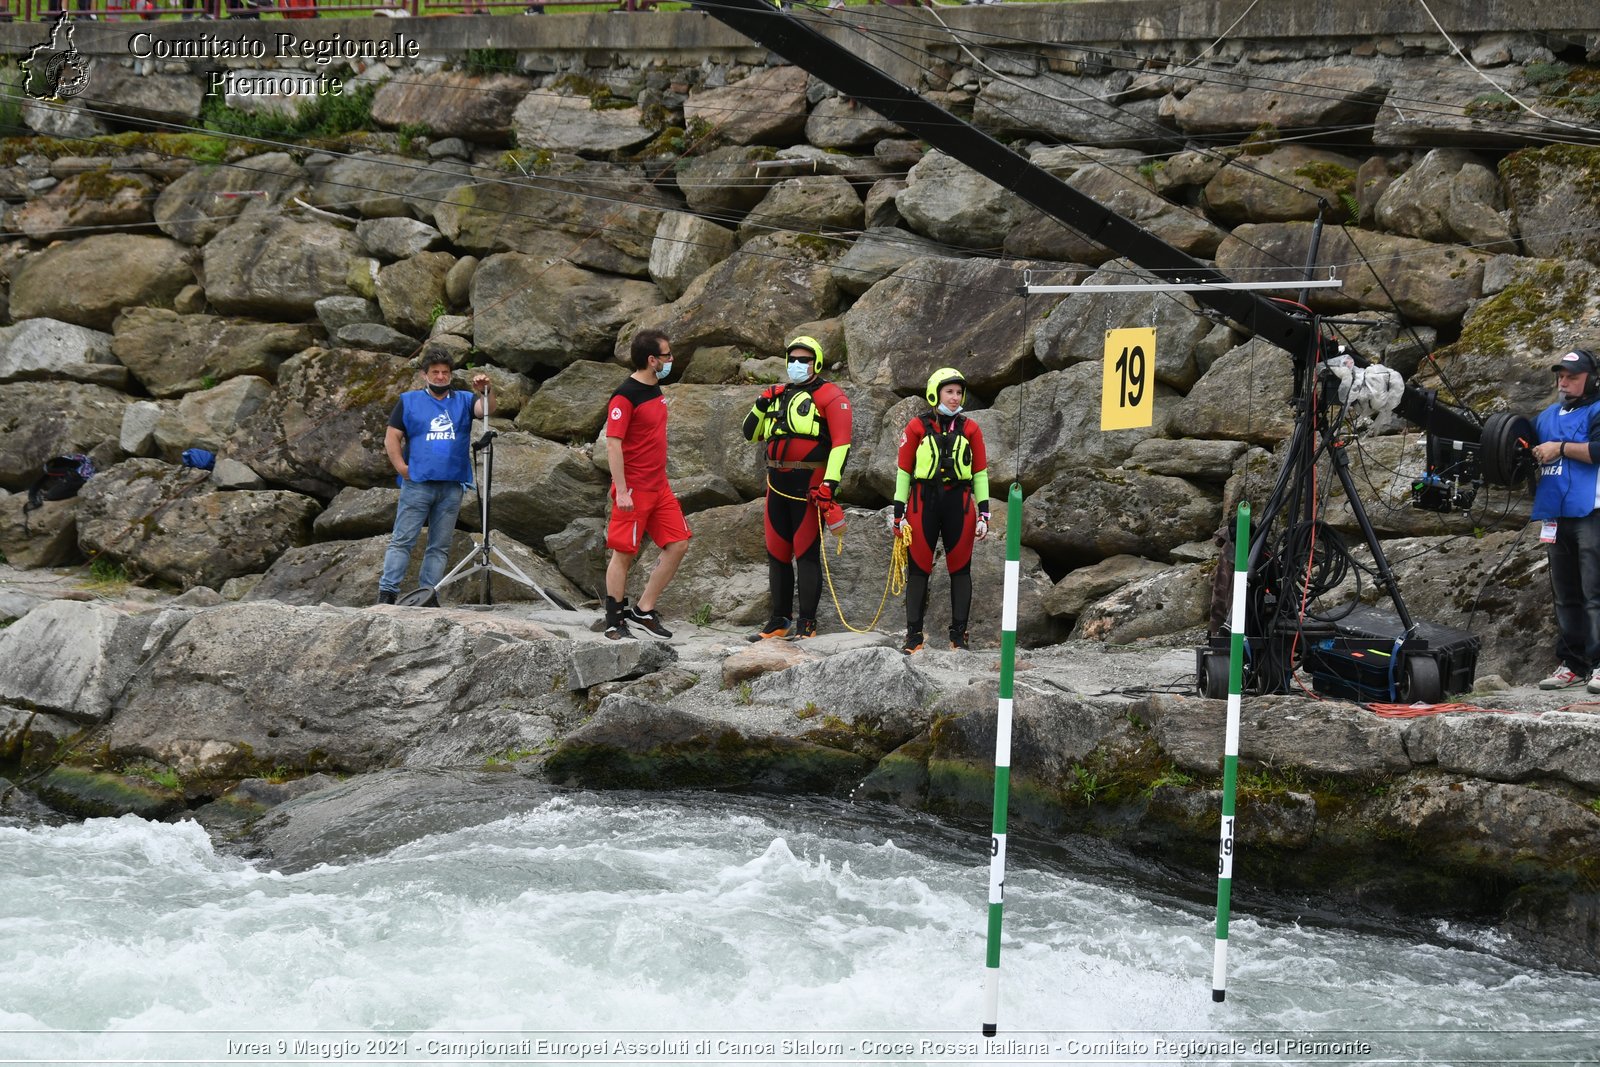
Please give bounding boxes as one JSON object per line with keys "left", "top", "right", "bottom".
{"left": 433, "top": 396, "right": 573, "bottom": 611}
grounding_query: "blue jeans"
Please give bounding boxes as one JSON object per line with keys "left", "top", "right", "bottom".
{"left": 1548, "top": 509, "right": 1600, "bottom": 673}
{"left": 380, "top": 480, "right": 464, "bottom": 594}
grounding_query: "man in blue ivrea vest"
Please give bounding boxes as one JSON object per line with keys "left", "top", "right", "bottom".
{"left": 377, "top": 353, "right": 491, "bottom": 605}
{"left": 1531, "top": 347, "right": 1600, "bottom": 692}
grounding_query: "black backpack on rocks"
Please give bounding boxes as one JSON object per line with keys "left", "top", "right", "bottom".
{"left": 22, "top": 454, "right": 94, "bottom": 534}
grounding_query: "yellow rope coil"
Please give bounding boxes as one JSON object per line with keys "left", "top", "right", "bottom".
{"left": 765, "top": 476, "right": 911, "bottom": 634}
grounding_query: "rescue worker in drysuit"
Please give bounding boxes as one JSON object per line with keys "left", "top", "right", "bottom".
{"left": 741, "top": 336, "right": 853, "bottom": 641}
{"left": 892, "top": 367, "right": 991, "bottom": 653}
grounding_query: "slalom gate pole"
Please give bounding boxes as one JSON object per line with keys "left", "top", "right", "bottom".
{"left": 1212, "top": 501, "right": 1250, "bottom": 1002}
{"left": 982, "top": 482, "right": 1023, "bottom": 1037}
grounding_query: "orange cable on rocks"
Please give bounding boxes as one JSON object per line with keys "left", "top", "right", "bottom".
{"left": 1364, "top": 702, "right": 1520, "bottom": 718}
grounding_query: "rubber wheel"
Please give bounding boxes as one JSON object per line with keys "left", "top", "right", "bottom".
{"left": 1480, "top": 411, "right": 1536, "bottom": 487}
{"left": 1203, "top": 652, "right": 1231, "bottom": 699}
{"left": 1400, "top": 655, "right": 1442, "bottom": 705}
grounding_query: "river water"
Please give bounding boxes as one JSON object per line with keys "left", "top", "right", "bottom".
{"left": 2, "top": 788, "right": 1595, "bottom": 1066}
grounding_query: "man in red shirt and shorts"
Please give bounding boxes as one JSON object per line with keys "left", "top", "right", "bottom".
{"left": 603, "top": 329, "right": 691, "bottom": 640}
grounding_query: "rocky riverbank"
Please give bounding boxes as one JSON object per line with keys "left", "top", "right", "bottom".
{"left": 2, "top": 568, "right": 1597, "bottom": 975}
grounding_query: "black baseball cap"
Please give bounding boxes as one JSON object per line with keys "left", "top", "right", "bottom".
{"left": 1551, "top": 349, "right": 1598, "bottom": 374}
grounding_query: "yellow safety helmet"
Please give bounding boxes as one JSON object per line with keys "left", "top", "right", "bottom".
{"left": 786, "top": 335, "right": 826, "bottom": 375}
{"left": 925, "top": 366, "right": 967, "bottom": 407}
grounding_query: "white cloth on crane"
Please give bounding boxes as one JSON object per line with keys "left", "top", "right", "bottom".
{"left": 1326, "top": 354, "right": 1405, "bottom": 417}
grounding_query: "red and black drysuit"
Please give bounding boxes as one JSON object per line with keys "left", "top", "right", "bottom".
{"left": 741, "top": 377, "right": 853, "bottom": 625}
{"left": 894, "top": 410, "right": 990, "bottom": 641}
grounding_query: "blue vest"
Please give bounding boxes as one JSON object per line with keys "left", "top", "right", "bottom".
{"left": 1532, "top": 398, "right": 1600, "bottom": 519}
{"left": 399, "top": 389, "right": 475, "bottom": 484}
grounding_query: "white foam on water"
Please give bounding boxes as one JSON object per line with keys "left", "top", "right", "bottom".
{"left": 3, "top": 797, "right": 1597, "bottom": 1064}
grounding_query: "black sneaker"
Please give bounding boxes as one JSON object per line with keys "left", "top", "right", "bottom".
{"left": 949, "top": 629, "right": 969, "bottom": 650}
{"left": 747, "top": 616, "right": 791, "bottom": 642}
{"left": 627, "top": 605, "right": 673, "bottom": 638}
{"left": 788, "top": 617, "right": 817, "bottom": 640}
{"left": 377, "top": 590, "right": 397, "bottom": 605}
{"left": 902, "top": 629, "right": 924, "bottom": 654}
{"left": 605, "top": 617, "right": 633, "bottom": 640}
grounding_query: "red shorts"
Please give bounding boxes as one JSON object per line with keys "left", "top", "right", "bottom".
{"left": 606, "top": 486, "right": 691, "bottom": 554}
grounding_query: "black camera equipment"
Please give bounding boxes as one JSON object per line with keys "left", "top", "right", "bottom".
{"left": 1193, "top": 242, "right": 1534, "bottom": 703}
{"left": 432, "top": 392, "right": 574, "bottom": 611}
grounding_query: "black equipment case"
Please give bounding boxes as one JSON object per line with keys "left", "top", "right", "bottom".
{"left": 1304, "top": 605, "right": 1480, "bottom": 702}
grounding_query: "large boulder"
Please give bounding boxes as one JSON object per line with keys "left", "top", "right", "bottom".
{"left": 751, "top": 647, "right": 938, "bottom": 733}
{"left": 648, "top": 211, "right": 737, "bottom": 302}
{"left": 830, "top": 227, "right": 966, "bottom": 298}
{"left": 0, "top": 600, "right": 151, "bottom": 723}
{"left": 675, "top": 146, "right": 780, "bottom": 217}
{"left": 0, "top": 381, "right": 131, "bottom": 492}
{"left": 356, "top": 217, "right": 445, "bottom": 261}
{"left": 1006, "top": 163, "right": 1226, "bottom": 262}
{"left": 375, "top": 251, "right": 456, "bottom": 337}
{"left": 76, "top": 460, "right": 319, "bottom": 590}
{"left": 1044, "top": 554, "right": 1170, "bottom": 620}
{"left": 475, "top": 431, "right": 609, "bottom": 545}
{"left": 1408, "top": 711, "right": 1600, "bottom": 792}
{"left": 1377, "top": 148, "right": 1513, "bottom": 251}
{"left": 683, "top": 65, "right": 808, "bottom": 146}
{"left": 1167, "top": 337, "right": 1298, "bottom": 447}
{"left": 895, "top": 151, "right": 1030, "bottom": 249}
{"left": 203, "top": 217, "right": 362, "bottom": 319}
{"left": 737, "top": 175, "right": 863, "bottom": 244}
{"left": 111, "top": 308, "right": 317, "bottom": 397}
{"left": 1373, "top": 62, "right": 1549, "bottom": 148}
{"left": 151, "top": 375, "right": 274, "bottom": 458}
{"left": 14, "top": 169, "right": 155, "bottom": 242}
{"left": 433, "top": 169, "right": 670, "bottom": 278}
{"left": 1072, "top": 561, "right": 1211, "bottom": 643}
{"left": 0, "top": 493, "right": 81, "bottom": 568}
{"left": 1216, "top": 221, "right": 1488, "bottom": 327}
{"left": 1202, "top": 146, "right": 1362, "bottom": 225}
{"left": 77, "top": 65, "right": 205, "bottom": 126}
{"left": 1418, "top": 256, "right": 1600, "bottom": 414}
{"left": 10, "top": 235, "right": 194, "bottom": 331}
{"left": 226, "top": 347, "right": 412, "bottom": 497}
{"left": 843, "top": 256, "right": 1063, "bottom": 397}
{"left": 1147, "top": 693, "right": 1411, "bottom": 778}
{"left": 1022, "top": 467, "right": 1219, "bottom": 566}
{"left": 1031, "top": 259, "right": 1215, "bottom": 389}
{"left": 305, "top": 152, "right": 419, "bottom": 219}
{"left": 107, "top": 602, "right": 570, "bottom": 780}
{"left": 1501, "top": 145, "right": 1600, "bottom": 266}
{"left": 514, "top": 360, "right": 625, "bottom": 442}
{"left": 1167, "top": 65, "right": 1387, "bottom": 135}
{"left": 806, "top": 94, "right": 904, "bottom": 148}
{"left": 0, "top": 318, "right": 115, "bottom": 384}
{"left": 974, "top": 70, "right": 1173, "bottom": 148}
{"left": 624, "top": 233, "right": 840, "bottom": 378}
{"left": 471, "top": 255, "right": 662, "bottom": 373}
{"left": 153, "top": 151, "right": 305, "bottom": 246}
{"left": 511, "top": 93, "right": 656, "bottom": 156}
{"left": 372, "top": 70, "right": 534, "bottom": 144}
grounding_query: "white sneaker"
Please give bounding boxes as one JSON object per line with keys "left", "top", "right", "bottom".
{"left": 1540, "top": 665, "right": 1583, "bottom": 689}
{"left": 1587, "top": 668, "right": 1600, "bottom": 694}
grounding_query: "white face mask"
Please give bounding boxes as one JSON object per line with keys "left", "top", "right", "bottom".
{"left": 937, "top": 403, "right": 961, "bottom": 417}
{"left": 655, "top": 361, "right": 672, "bottom": 380}
{"left": 787, "top": 362, "right": 811, "bottom": 384}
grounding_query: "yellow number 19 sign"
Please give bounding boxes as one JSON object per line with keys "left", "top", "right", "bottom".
{"left": 1101, "top": 327, "right": 1155, "bottom": 430}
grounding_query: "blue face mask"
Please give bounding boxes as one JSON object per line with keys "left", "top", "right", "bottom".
{"left": 937, "top": 403, "right": 961, "bottom": 417}
{"left": 787, "top": 361, "right": 811, "bottom": 384}
{"left": 655, "top": 361, "right": 672, "bottom": 381}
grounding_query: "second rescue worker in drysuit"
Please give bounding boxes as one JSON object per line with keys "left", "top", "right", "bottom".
{"left": 893, "top": 367, "right": 990, "bottom": 652}
{"left": 742, "top": 336, "right": 853, "bottom": 640}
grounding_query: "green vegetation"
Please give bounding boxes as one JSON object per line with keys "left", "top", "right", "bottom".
{"left": 0, "top": 131, "right": 234, "bottom": 167}
{"left": 462, "top": 48, "right": 519, "bottom": 78}
{"left": 795, "top": 702, "right": 820, "bottom": 720}
{"left": 395, "top": 121, "right": 432, "bottom": 154}
{"left": 428, "top": 301, "right": 448, "bottom": 328}
{"left": 736, "top": 682, "right": 754, "bottom": 706}
{"left": 86, "top": 557, "right": 130, "bottom": 591}
{"left": 200, "top": 374, "right": 218, "bottom": 389}
{"left": 200, "top": 82, "right": 380, "bottom": 143}
{"left": 122, "top": 763, "right": 181, "bottom": 791}
{"left": 0, "top": 62, "right": 26, "bottom": 138}
{"left": 482, "top": 741, "right": 553, "bottom": 770}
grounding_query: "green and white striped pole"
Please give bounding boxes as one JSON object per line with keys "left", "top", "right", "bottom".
{"left": 982, "top": 482, "right": 1023, "bottom": 1037}
{"left": 1212, "top": 501, "right": 1250, "bottom": 1002}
